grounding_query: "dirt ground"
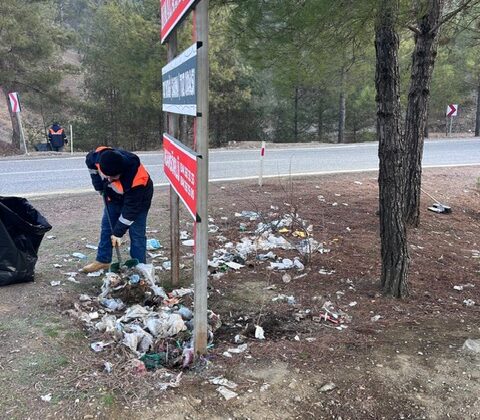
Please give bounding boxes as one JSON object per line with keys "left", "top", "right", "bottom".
{"left": 1, "top": 166, "right": 479, "bottom": 420}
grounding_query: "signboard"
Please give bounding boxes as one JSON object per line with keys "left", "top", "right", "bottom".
{"left": 161, "top": 0, "right": 197, "bottom": 44}
{"left": 162, "top": 43, "right": 198, "bottom": 116}
{"left": 163, "top": 133, "right": 200, "bottom": 221}
{"left": 8, "top": 92, "right": 20, "bottom": 113}
{"left": 446, "top": 104, "right": 458, "bottom": 117}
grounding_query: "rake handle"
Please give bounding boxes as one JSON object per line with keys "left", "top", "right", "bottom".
{"left": 102, "top": 191, "right": 122, "bottom": 266}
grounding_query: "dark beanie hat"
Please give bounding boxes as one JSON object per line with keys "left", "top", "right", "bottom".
{"left": 99, "top": 150, "right": 126, "bottom": 176}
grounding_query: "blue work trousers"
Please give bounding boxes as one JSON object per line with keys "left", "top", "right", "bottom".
{"left": 96, "top": 202, "right": 148, "bottom": 264}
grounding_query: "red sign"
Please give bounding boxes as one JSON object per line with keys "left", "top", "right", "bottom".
{"left": 163, "top": 133, "right": 199, "bottom": 220}
{"left": 160, "top": 0, "right": 197, "bottom": 44}
{"left": 446, "top": 104, "right": 458, "bottom": 117}
{"left": 8, "top": 92, "right": 20, "bottom": 113}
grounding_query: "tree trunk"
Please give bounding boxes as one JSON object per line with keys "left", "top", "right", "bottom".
{"left": 375, "top": 0, "right": 409, "bottom": 298}
{"left": 337, "top": 69, "right": 346, "bottom": 144}
{"left": 404, "top": 0, "right": 444, "bottom": 227}
{"left": 475, "top": 79, "right": 480, "bottom": 136}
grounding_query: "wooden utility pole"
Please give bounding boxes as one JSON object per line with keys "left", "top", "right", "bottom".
{"left": 167, "top": 32, "right": 181, "bottom": 287}
{"left": 193, "top": 0, "right": 209, "bottom": 355}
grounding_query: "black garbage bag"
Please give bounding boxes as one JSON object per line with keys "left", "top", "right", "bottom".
{"left": 0, "top": 196, "right": 52, "bottom": 287}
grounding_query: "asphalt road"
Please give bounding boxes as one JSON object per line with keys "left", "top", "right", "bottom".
{"left": 1, "top": 138, "right": 479, "bottom": 197}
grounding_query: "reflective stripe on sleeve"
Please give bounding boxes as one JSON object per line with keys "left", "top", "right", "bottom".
{"left": 119, "top": 215, "right": 134, "bottom": 226}
{"left": 89, "top": 169, "right": 98, "bottom": 174}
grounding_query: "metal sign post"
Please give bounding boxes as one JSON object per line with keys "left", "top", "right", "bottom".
{"left": 160, "top": 0, "right": 209, "bottom": 355}
{"left": 446, "top": 104, "right": 458, "bottom": 137}
{"left": 192, "top": 0, "right": 209, "bottom": 356}
{"left": 259, "top": 140, "right": 265, "bottom": 187}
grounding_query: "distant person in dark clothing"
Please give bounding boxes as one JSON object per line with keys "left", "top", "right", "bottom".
{"left": 48, "top": 122, "right": 67, "bottom": 152}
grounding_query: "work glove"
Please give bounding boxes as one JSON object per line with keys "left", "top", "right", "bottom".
{"left": 111, "top": 235, "right": 122, "bottom": 247}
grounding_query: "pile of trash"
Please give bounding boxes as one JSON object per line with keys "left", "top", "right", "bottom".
{"left": 293, "top": 301, "right": 352, "bottom": 331}
{"left": 208, "top": 210, "right": 329, "bottom": 277}
{"left": 67, "top": 262, "right": 221, "bottom": 371}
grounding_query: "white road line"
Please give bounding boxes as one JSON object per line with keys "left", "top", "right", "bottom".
{"left": 22, "top": 162, "right": 480, "bottom": 198}
{"left": 0, "top": 159, "right": 291, "bottom": 175}
{"left": 0, "top": 168, "right": 87, "bottom": 176}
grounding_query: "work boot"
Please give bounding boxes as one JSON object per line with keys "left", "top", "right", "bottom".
{"left": 79, "top": 261, "right": 110, "bottom": 273}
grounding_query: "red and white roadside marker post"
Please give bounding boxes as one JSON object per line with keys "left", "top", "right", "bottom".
{"left": 259, "top": 140, "right": 266, "bottom": 187}
{"left": 8, "top": 92, "right": 28, "bottom": 155}
{"left": 161, "top": 0, "right": 209, "bottom": 356}
{"left": 446, "top": 104, "right": 458, "bottom": 137}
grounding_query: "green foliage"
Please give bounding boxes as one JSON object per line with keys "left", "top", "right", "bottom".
{"left": 209, "top": 4, "right": 264, "bottom": 146}
{"left": 0, "top": 0, "right": 72, "bottom": 146}
{"left": 78, "top": 0, "right": 164, "bottom": 150}
{"left": 229, "top": 0, "right": 378, "bottom": 143}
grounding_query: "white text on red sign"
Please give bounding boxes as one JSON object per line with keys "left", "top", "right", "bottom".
{"left": 163, "top": 133, "right": 199, "bottom": 220}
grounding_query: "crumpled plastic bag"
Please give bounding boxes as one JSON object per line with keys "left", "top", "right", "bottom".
{"left": 144, "top": 312, "right": 186, "bottom": 338}
{"left": 122, "top": 325, "right": 153, "bottom": 354}
{"left": 95, "top": 314, "right": 118, "bottom": 333}
{"left": 135, "top": 263, "right": 168, "bottom": 299}
{"left": 120, "top": 304, "right": 152, "bottom": 323}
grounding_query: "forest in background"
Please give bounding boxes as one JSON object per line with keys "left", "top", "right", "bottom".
{"left": 1, "top": 0, "right": 480, "bottom": 151}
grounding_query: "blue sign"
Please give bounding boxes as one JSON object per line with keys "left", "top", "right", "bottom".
{"left": 162, "top": 43, "right": 198, "bottom": 116}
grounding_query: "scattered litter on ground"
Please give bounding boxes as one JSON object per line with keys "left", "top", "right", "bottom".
{"left": 462, "top": 338, "right": 480, "bottom": 354}
{"left": 85, "top": 244, "right": 98, "bottom": 250}
{"left": 46, "top": 235, "right": 56, "bottom": 240}
{"left": 225, "top": 261, "right": 243, "bottom": 270}
{"left": 79, "top": 294, "right": 91, "bottom": 302}
{"left": 228, "top": 343, "right": 248, "bottom": 354}
{"left": 255, "top": 325, "right": 265, "bottom": 340}
{"left": 235, "top": 211, "right": 260, "bottom": 220}
{"left": 371, "top": 315, "right": 382, "bottom": 322}
{"left": 453, "top": 283, "right": 475, "bottom": 291}
{"left": 216, "top": 386, "right": 238, "bottom": 400}
{"left": 182, "top": 239, "right": 195, "bottom": 247}
{"left": 148, "top": 252, "right": 163, "bottom": 259}
{"left": 40, "top": 394, "right": 52, "bottom": 402}
{"left": 463, "top": 299, "right": 475, "bottom": 307}
{"left": 260, "top": 383, "right": 271, "bottom": 392}
{"left": 320, "top": 382, "right": 336, "bottom": 392}
{"left": 50, "top": 281, "right": 61, "bottom": 287}
{"left": 90, "top": 341, "right": 112, "bottom": 352}
{"left": 72, "top": 252, "right": 87, "bottom": 260}
{"left": 87, "top": 270, "right": 104, "bottom": 277}
{"left": 104, "top": 361, "right": 112, "bottom": 373}
{"left": 210, "top": 376, "right": 238, "bottom": 389}
{"left": 234, "top": 334, "right": 246, "bottom": 344}
{"left": 146, "top": 239, "right": 162, "bottom": 250}
{"left": 272, "top": 294, "right": 296, "bottom": 305}
{"left": 158, "top": 372, "right": 183, "bottom": 391}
